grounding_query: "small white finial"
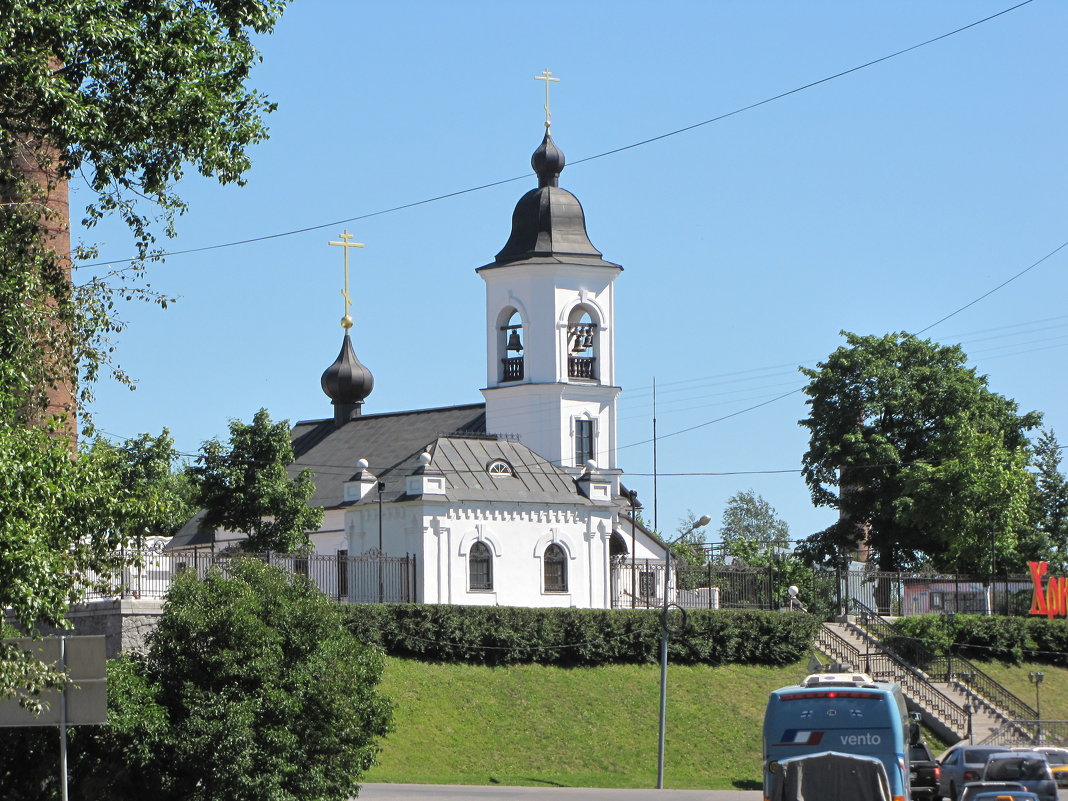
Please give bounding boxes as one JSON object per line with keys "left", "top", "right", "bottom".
{"left": 418, "top": 451, "right": 432, "bottom": 466}
{"left": 357, "top": 458, "right": 369, "bottom": 470}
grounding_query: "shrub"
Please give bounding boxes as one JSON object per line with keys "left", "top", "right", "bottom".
{"left": 344, "top": 604, "right": 819, "bottom": 667}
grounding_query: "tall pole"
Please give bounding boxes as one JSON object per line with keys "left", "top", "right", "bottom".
{"left": 1029, "top": 671, "right": 1044, "bottom": 743}
{"left": 656, "top": 542, "right": 670, "bottom": 789}
{"left": 630, "top": 490, "right": 637, "bottom": 609}
{"left": 59, "top": 635, "right": 68, "bottom": 801}
{"left": 652, "top": 377, "right": 658, "bottom": 532}
{"left": 378, "top": 481, "right": 385, "bottom": 603}
{"left": 657, "top": 514, "right": 709, "bottom": 789}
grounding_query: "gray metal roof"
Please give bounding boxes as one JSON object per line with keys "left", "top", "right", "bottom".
{"left": 385, "top": 434, "right": 606, "bottom": 507}
{"left": 289, "top": 403, "right": 488, "bottom": 507}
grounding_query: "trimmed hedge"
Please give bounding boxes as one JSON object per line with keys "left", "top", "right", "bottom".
{"left": 343, "top": 604, "right": 820, "bottom": 667}
{"left": 894, "top": 614, "right": 1068, "bottom": 667}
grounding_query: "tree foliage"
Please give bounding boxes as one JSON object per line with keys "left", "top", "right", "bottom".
{"left": 798, "top": 332, "right": 1041, "bottom": 572}
{"left": 191, "top": 408, "right": 322, "bottom": 552}
{"left": 1030, "top": 428, "right": 1068, "bottom": 570}
{"left": 0, "top": 559, "right": 393, "bottom": 801}
{"left": 0, "top": 0, "right": 285, "bottom": 414}
{"left": 0, "top": 417, "right": 164, "bottom": 701}
{"left": 718, "top": 489, "right": 790, "bottom": 564}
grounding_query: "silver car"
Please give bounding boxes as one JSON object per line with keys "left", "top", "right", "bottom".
{"left": 938, "top": 745, "right": 1007, "bottom": 801}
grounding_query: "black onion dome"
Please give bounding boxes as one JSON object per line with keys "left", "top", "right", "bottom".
{"left": 532, "top": 131, "right": 565, "bottom": 188}
{"left": 321, "top": 333, "right": 373, "bottom": 406}
{"left": 488, "top": 132, "right": 619, "bottom": 268}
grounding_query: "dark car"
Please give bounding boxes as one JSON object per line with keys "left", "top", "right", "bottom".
{"left": 981, "top": 751, "right": 1057, "bottom": 801}
{"left": 909, "top": 741, "right": 941, "bottom": 800}
{"left": 938, "top": 745, "right": 1008, "bottom": 801}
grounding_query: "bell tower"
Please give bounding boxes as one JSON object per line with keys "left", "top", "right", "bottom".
{"left": 478, "top": 128, "right": 622, "bottom": 474}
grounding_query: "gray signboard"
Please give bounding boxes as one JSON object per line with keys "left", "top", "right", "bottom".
{"left": 0, "top": 636, "right": 107, "bottom": 727}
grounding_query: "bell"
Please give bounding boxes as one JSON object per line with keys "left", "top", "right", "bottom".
{"left": 506, "top": 329, "right": 523, "bottom": 352}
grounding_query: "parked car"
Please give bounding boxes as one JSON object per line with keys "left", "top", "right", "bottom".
{"left": 981, "top": 751, "right": 1057, "bottom": 801}
{"left": 938, "top": 745, "right": 1009, "bottom": 801}
{"left": 1032, "top": 747, "right": 1068, "bottom": 788}
{"left": 909, "top": 741, "right": 941, "bottom": 800}
{"left": 958, "top": 783, "right": 1030, "bottom": 801}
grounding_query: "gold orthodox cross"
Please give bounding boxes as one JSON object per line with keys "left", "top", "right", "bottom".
{"left": 328, "top": 229, "right": 364, "bottom": 330}
{"left": 534, "top": 69, "right": 560, "bottom": 129}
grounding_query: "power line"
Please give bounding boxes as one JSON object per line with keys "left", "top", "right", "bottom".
{"left": 73, "top": 0, "right": 1036, "bottom": 271}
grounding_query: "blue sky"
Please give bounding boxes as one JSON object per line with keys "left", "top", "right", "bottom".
{"left": 77, "top": 1, "right": 1068, "bottom": 545}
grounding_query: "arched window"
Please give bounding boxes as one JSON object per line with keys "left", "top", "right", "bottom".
{"left": 567, "top": 308, "right": 597, "bottom": 381}
{"left": 469, "top": 541, "right": 493, "bottom": 591}
{"left": 543, "top": 543, "right": 567, "bottom": 593}
{"left": 500, "top": 309, "right": 524, "bottom": 382}
{"left": 609, "top": 532, "right": 627, "bottom": 557}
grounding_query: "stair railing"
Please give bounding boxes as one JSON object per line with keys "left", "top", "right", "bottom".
{"left": 818, "top": 623, "right": 968, "bottom": 736}
{"left": 849, "top": 597, "right": 1038, "bottom": 725}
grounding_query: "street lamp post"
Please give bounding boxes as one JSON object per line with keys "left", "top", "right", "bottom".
{"left": 657, "top": 513, "right": 711, "bottom": 789}
{"left": 626, "top": 489, "right": 639, "bottom": 609}
{"left": 1029, "top": 671, "right": 1044, "bottom": 744}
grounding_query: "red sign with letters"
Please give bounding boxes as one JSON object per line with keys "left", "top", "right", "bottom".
{"left": 1029, "top": 561, "right": 1068, "bottom": 618}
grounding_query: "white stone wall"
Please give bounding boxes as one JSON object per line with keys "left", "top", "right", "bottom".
{"left": 344, "top": 499, "right": 659, "bottom": 609}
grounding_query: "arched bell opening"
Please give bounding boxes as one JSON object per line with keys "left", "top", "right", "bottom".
{"left": 567, "top": 307, "right": 598, "bottom": 381}
{"left": 498, "top": 308, "right": 524, "bottom": 383}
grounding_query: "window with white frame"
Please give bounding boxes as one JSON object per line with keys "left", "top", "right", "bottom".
{"left": 543, "top": 543, "right": 567, "bottom": 592}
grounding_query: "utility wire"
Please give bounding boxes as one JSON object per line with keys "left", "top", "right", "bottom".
{"left": 74, "top": 0, "right": 1036, "bottom": 271}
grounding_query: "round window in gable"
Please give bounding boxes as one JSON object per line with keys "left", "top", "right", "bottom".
{"left": 486, "top": 459, "right": 514, "bottom": 476}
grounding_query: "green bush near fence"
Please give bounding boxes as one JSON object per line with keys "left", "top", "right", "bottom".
{"left": 894, "top": 614, "right": 1068, "bottom": 667}
{"left": 343, "top": 605, "right": 820, "bottom": 667}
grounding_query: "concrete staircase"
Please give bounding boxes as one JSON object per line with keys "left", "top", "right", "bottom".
{"left": 817, "top": 620, "right": 1009, "bottom": 744}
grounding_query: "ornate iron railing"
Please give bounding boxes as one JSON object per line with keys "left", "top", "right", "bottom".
{"left": 980, "top": 720, "right": 1068, "bottom": 747}
{"left": 823, "top": 621, "right": 969, "bottom": 736}
{"left": 82, "top": 548, "right": 417, "bottom": 604}
{"left": 850, "top": 597, "right": 1038, "bottom": 726}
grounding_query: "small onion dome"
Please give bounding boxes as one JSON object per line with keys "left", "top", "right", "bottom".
{"left": 321, "top": 333, "right": 373, "bottom": 425}
{"left": 532, "top": 130, "right": 565, "bottom": 188}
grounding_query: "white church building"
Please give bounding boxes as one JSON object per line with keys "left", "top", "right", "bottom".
{"left": 169, "top": 127, "right": 668, "bottom": 608}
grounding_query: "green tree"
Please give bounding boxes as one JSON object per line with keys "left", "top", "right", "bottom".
{"left": 0, "top": 559, "right": 393, "bottom": 801}
{"left": 798, "top": 332, "right": 1040, "bottom": 572}
{"left": 718, "top": 489, "right": 790, "bottom": 565}
{"left": 0, "top": 0, "right": 285, "bottom": 415}
{"left": 0, "top": 414, "right": 160, "bottom": 701}
{"left": 88, "top": 428, "right": 196, "bottom": 538}
{"left": 191, "top": 408, "right": 323, "bottom": 553}
{"left": 1030, "top": 428, "right": 1068, "bottom": 570}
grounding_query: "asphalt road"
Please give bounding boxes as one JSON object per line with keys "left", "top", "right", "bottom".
{"left": 358, "top": 784, "right": 1068, "bottom": 800}
{"left": 358, "top": 785, "right": 760, "bottom": 800}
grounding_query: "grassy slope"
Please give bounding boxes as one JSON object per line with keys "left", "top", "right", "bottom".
{"left": 367, "top": 657, "right": 1067, "bottom": 789}
{"left": 367, "top": 657, "right": 808, "bottom": 790}
{"left": 968, "top": 660, "right": 1068, "bottom": 720}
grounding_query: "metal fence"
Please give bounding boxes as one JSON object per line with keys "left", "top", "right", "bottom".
{"left": 981, "top": 720, "right": 1068, "bottom": 748}
{"left": 610, "top": 560, "right": 1039, "bottom": 619}
{"left": 833, "top": 570, "right": 1033, "bottom": 617}
{"left": 611, "top": 558, "right": 775, "bottom": 610}
{"left": 82, "top": 547, "right": 417, "bottom": 604}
